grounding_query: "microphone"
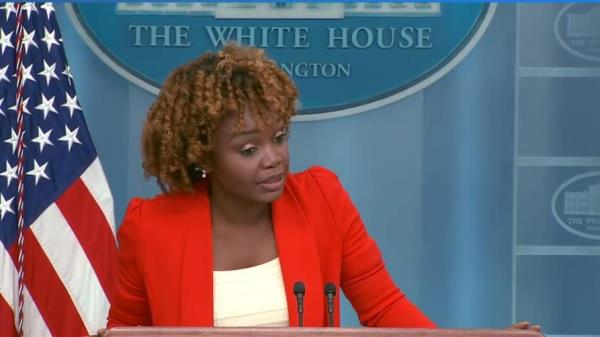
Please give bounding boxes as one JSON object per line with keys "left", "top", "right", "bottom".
{"left": 324, "top": 282, "right": 336, "bottom": 327}
{"left": 293, "top": 281, "right": 305, "bottom": 327}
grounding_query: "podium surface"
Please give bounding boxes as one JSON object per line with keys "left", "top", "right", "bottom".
{"left": 98, "top": 327, "right": 544, "bottom": 337}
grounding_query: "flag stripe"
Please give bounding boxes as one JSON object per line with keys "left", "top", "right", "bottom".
{"left": 9, "top": 231, "right": 88, "bottom": 337}
{"left": 30, "top": 203, "right": 110, "bottom": 334}
{"left": 1, "top": 245, "right": 17, "bottom": 313}
{"left": 21, "top": 287, "right": 52, "bottom": 337}
{"left": 0, "top": 294, "right": 17, "bottom": 337}
{"left": 55, "top": 175, "right": 116, "bottom": 302}
{"left": 0, "top": 243, "right": 18, "bottom": 337}
{"left": 1, "top": 244, "right": 52, "bottom": 337}
{"left": 81, "top": 158, "right": 116, "bottom": 236}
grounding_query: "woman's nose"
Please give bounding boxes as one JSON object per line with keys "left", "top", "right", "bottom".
{"left": 262, "top": 144, "right": 283, "bottom": 168}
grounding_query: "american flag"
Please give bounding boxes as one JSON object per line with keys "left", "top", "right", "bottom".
{"left": 0, "top": 3, "right": 116, "bottom": 336}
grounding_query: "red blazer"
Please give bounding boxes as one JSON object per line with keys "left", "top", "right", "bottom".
{"left": 107, "top": 167, "right": 435, "bottom": 328}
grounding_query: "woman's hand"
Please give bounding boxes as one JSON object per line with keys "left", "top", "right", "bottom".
{"left": 510, "top": 321, "right": 542, "bottom": 332}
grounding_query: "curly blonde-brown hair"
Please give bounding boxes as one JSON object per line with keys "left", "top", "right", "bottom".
{"left": 141, "top": 44, "right": 298, "bottom": 193}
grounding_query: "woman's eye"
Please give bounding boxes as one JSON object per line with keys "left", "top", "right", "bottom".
{"left": 240, "top": 147, "right": 257, "bottom": 156}
{"left": 274, "top": 130, "right": 288, "bottom": 144}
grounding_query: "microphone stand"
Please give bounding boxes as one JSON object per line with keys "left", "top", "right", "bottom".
{"left": 293, "top": 281, "right": 305, "bottom": 327}
{"left": 324, "top": 282, "right": 336, "bottom": 327}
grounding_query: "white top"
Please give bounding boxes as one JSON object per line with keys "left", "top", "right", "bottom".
{"left": 213, "top": 258, "right": 289, "bottom": 327}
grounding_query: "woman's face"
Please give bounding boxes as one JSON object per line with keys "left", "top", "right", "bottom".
{"left": 207, "top": 109, "right": 290, "bottom": 204}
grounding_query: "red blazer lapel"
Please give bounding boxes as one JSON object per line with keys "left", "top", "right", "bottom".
{"left": 272, "top": 185, "right": 325, "bottom": 327}
{"left": 179, "top": 183, "right": 213, "bottom": 326}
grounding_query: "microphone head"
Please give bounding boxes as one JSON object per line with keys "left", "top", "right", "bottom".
{"left": 324, "top": 282, "right": 336, "bottom": 296}
{"left": 294, "top": 281, "right": 305, "bottom": 295}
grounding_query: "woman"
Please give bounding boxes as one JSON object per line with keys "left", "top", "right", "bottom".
{"left": 107, "top": 44, "right": 539, "bottom": 331}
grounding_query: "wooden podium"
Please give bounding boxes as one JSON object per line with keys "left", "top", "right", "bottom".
{"left": 97, "top": 327, "right": 544, "bottom": 337}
